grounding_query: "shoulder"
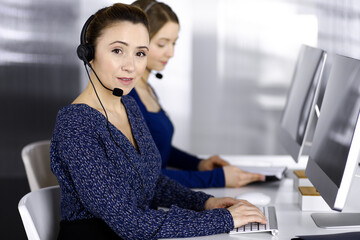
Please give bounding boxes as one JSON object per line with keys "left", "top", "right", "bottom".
{"left": 56, "top": 104, "right": 98, "bottom": 123}
{"left": 54, "top": 104, "right": 105, "bottom": 138}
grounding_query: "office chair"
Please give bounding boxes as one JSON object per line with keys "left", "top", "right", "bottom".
{"left": 21, "top": 140, "right": 58, "bottom": 191}
{"left": 18, "top": 185, "right": 61, "bottom": 240}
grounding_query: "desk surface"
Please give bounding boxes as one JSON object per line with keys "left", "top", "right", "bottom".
{"left": 165, "top": 155, "right": 360, "bottom": 240}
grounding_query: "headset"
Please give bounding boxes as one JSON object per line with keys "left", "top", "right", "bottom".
{"left": 77, "top": 15, "right": 123, "bottom": 97}
{"left": 77, "top": 15, "right": 95, "bottom": 65}
{"left": 144, "top": 1, "right": 163, "bottom": 80}
{"left": 76, "top": 14, "right": 148, "bottom": 207}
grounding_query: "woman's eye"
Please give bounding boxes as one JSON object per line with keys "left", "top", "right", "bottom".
{"left": 112, "top": 49, "right": 122, "bottom": 54}
{"left": 137, "top": 51, "right": 147, "bottom": 57}
{"left": 157, "top": 44, "right": 165, "bottom": 48}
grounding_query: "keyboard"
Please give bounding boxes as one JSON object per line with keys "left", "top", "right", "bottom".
{"left": 229, "top": 206, "right": 279, "bottom": 236}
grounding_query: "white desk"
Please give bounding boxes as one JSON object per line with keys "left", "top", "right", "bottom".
{"left": 166, "top": 155, "right": 360, "bottom": 240}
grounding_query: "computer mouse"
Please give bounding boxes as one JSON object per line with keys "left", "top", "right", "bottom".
{"left": 235, "top": 192, "right": 271, "bottom": 206}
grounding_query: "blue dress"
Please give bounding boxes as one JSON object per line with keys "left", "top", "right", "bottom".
{"left": 50, "top": 95, "right": 233, "bottom": 239}
{"left": 129, "top": 89, "right": 225, "bottom": 188}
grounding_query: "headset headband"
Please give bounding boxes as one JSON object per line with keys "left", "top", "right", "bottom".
{"left": 80, "top": 15, "right": 95, "bottom": 45}
{"left": 77, "top": 15, "right": 95, "bottom": 64}
{"left": 144, "top": 1, "right": 156, "bottom": 12}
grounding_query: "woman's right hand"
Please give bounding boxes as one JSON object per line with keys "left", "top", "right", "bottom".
{"left": 227, "top": 200, "right": 267, "bottom": 228}
{"left": 223, "top": 165, "right": 265, "bottom": 188}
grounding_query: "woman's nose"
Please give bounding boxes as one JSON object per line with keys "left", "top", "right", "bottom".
{"left": 166, "top": 45, "right": 174, "bottom": 58}
{"left": 121, "top": 55, "right": 135, "bottom": 72}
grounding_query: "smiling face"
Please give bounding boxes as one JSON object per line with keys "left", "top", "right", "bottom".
{"left": 147, "top": 21, "right": 179, "bottom": 71}
{"left": 91, "top": 21, "right": 149, "bottom": 95}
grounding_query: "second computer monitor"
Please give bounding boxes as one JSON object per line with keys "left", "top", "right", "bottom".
{"left": 306, "top": 54, "right": 360, "bottom": 211}
{"left": 278, "top": 45, "right": 327, "bottom": 162}
{"left": 305, "top": 54, "right": 360, "bottom": 228}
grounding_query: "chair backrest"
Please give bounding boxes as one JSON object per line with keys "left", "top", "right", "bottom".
{"left": 21, "top": 140, "right": 58, "bottom": 191}
{"left": 18, "top": 185, "right": 61, "bottom": 240}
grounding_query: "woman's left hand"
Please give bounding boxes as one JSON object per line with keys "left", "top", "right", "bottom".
{"left": 198, "top": 155, "right": 230, "bottom": 171}
{"left": 204, "top": 197, "right": 239, "bottom": 210}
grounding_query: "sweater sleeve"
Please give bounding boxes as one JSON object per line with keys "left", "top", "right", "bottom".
{"left": 161, "top": 168, "right": 225, "bottom": 188}
{"left": 167, "top": 145, "right": 202, "bottom": 170}
{"left": 55, "top": 122, "right": 233, "bottom": 239}
{"left": 151, "top": 174, "right": 211, "bottom": 210}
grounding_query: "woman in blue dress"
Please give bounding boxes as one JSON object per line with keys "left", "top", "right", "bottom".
{"left": 130, "top": 0, "right": 265, "bottom": 188}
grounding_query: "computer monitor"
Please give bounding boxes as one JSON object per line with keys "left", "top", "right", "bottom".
{"left": 305, "top": 54, "right": 360, "bottom": 228}
{"left": 278, "top": 45, "right": 327, "bottom": 162}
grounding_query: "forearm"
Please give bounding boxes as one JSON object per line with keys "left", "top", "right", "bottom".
{"left": 161, "top": 168, "right": 226, "bottom": 188}
{"left": 154, "top": 205, "right": 234, "bottom": 239}
{"left": 168, "top": 146, "right": 201, "bottom": 170}
{"left": 151, "top": 174, "right": 211, "bottom": 211}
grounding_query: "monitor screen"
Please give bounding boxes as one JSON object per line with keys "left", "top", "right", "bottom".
{"left": 306, "top": 54, "right": 360, "bottom": 212}
{"left": 278, "top": 45, "right": 327, "bottom": 162}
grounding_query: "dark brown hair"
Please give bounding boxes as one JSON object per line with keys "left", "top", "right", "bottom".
{"left": 131, "top": 0, "right": 179, "bottom": 39}
{"left": 87, "top": 3, "right": 149, "bottom": 47}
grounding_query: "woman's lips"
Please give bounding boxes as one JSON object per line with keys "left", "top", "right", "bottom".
{"left": 117, "top": 77, "right": 133, "bottom": 85}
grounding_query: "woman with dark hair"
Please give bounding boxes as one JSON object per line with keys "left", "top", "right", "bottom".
{"left": 50, "top": 3, "right": 266, "bottom": 239}
{"left": 130, "top": 0, "right": 265, "bottom": 188}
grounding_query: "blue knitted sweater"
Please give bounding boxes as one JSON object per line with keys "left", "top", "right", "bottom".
{"left": 50, "top": 95, "right": 233, "bottom": 239}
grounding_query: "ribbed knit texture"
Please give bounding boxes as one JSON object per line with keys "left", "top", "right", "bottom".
{"left": 50, "top": 95, "right": 233, "bottom": 240}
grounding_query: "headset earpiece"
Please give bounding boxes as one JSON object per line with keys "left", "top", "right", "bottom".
{"left": 77, "top": 43, "right": 94, "bottom": 64}
{"left": 77, "top": 15, "right": 95, "bottom": 64}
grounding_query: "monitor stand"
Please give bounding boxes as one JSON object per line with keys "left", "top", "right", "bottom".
{"left": 311, "top": 213, "right": 360, "bottom": 229}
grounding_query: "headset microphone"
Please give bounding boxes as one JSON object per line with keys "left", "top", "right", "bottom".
{"left": 87, "top": 65, "right": 123, "bottom": 97}
{"left": 155, "top": 72, "right": 163, "bottom": 79}
{"left": 77, "top": 14, "right": 123, "bottom": 97}
{"left": 112, "top": 88, "right": 124, "bottom": 97}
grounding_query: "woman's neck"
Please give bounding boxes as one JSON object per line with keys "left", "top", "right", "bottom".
{"left": 75, "top": 82, "right": 122, "bottom": 114}
{"left": 143, "top": 67, "right": 151, "bottom": 81}
{"left": 137, "top": 68, "right": 151, "bottom": 89}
